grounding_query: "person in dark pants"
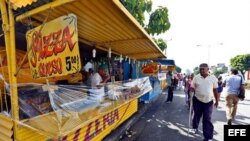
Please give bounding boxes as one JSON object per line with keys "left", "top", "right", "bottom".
{"left": 166, "top": 71, "right": 174, "bottom": 103}
{"left": 191, "top": 63, "right": 219, "bottom": 141}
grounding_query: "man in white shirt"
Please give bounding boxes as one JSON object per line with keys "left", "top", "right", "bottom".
{"left": 90, "top": 71, "right": 103, "bottom": 87}
{"left": 90, "top": 64, "right": 110, "bottom": 87}
{"left": 191, "top": 63, "right": 219, "bottom": 141}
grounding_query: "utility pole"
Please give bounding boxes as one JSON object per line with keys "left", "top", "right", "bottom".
{"left": 196, "top": 43, "right": 223, "bottom": 67}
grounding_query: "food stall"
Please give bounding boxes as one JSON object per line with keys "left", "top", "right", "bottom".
{"left": 139, "top": 59, "right": 176, "bottom": 103}
{"left": 0, "top": 0, "right": 166, "bottom": 141}
{"left": 139, "top": 62, "right": 161, "bottom": 103}
{"left": 154, "top": 59, "right": 176, "bottom": 89}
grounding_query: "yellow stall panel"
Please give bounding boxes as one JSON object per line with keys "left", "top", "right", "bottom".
{"left": 64, "top": 98, "right": 138, "bottom": 141}
{"left": 15, "top": 98, "right": 138, "bottom": 141}
{"left": 0, "top": 114, "right": 13, "bottom": 141}
{"left": 16, "top": 127, "right": 48, "bottom": 141}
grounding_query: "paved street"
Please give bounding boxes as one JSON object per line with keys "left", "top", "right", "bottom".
{"left": 119, "top": 89, "right": 250, "bottom": 141}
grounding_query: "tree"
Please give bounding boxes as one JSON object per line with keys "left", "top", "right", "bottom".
{"left": 153, "top": 38, "right": 167, "bottom": 51}
{"left": 120, "top": 0, "right": 171, "bottom": 51}
{"left": 230, "top": 54, "right": 250, "bottom": 75}
{"left": 175, "top": 65, "right": 182, "bottom": 73}
{"left": 213, "top": 68, "right": 227, "bottom": 78}
{"left": 193, "top": 67, "right": 199, "bottom": 75}
{"left": 147, "top": 7, "right": 171, "bottom": 35}
{"left": 120, "top": 0, "right": 152, "bottom": 27}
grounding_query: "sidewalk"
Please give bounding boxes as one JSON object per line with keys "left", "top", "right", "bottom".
{"left": 118, "top": 89, "right": 250, "bottom": 141}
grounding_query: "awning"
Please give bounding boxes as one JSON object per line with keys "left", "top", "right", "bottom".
{"left": 154, "top": 59, "right": 175, "bottom": 66}
{"left": 10, "top": 0, "right": 37, "bottom": 9}
{"left": 15, "top": 0, "right": 166, "bottom": 60}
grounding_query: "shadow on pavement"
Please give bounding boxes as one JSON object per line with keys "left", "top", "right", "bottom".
{"left": 114, "top": 89, "right": 250, "bottom": 141}
{"left": 120, "top": 90, "right": 206, "bottom": 141}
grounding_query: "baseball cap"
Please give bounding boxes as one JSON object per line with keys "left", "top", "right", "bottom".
{"left": 199, "top": 63, "right": 209, "bottom": 68}
{"left": 98, "top": 64, "right": 108, "bottom": 70}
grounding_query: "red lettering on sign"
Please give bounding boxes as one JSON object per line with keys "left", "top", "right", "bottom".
{"left": 84, "top": 122, "right": 94, "bottom": 141}
{"left": 29, "top": 26, "right": 76, "bottom": 69}
{"left": 113, "top": 109, "right": 119, "bottom": 121}
{"left": 43, "top": 34, "right": 53, "bottom": 59}
{"left": 95, "top": 119, "right": 102, "bottom": 135}
{"left": 83, "top": 109, "right": 119, "bottom": 141}
{"left": 30, "top": 31, "right": 42, "bottom": 67}
{"left": 103, "top": 113, "right": 110, "bottom": 129}
{"left": 38, "top": 58, "right": 62, "bottom": 77}
{"left": 62, "top": 26, "right": 75, "bottom": 52}
{"left": 62, "top": 135, "right": 68, "bottom": 141}
{"left": 109, "top": 109, "right": 119, "bottom": 125}
{"left": 52, "top": 29, "right": 63, "bottom": 55}
{"left": 73, "top": 128, "right": 81, "bottom": 141}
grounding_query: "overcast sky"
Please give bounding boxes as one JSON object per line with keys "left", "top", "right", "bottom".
{"left": 152, "top": 0, "right": 250, "bottom": 72}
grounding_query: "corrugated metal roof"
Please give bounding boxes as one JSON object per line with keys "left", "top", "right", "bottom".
{"left": 10, "top": 0, "right": 39, "bottom": 9}
{"left": 15, "top": 0, "right": 166, "bottom": 60}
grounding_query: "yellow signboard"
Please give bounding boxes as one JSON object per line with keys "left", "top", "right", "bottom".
{"left": 26, "top": 14, "right": 81, "bottom": 79}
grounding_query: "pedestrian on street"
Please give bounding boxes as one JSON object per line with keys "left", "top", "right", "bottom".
{"left": 184, "top": 74, "right": 190, "bottom": 106}
{"left": 191, "top": 63, "right": 219, "bottom": 141}
{"left": 166, "top": 71, "right": 174, "bottom": 103}
{"left": 217, "top": 76, "right": 223, "bottom": 100}
{"left": 222, "top": 68, "right": 245, "bottom": 125}
{"left": 184, "top": 73, "right": 194, "bottom": 109}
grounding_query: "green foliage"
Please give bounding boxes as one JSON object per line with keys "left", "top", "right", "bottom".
{"left": 120, "top": 0, "right": 152, "bottom": 26}
{"left": 230, "top": 54, "right": 250, "bottom": 74}
{"left": 147, "top": 7, "right": 171, "bottom": 35}
{"left": 175, "top": 65, "right": 182, "bottom": 73}
{"left": 213, "top": 67, "right": 227, "bottom": 78}
{"left": 120, "top": 0, "right": 170, "bottom": 35}
{"left": 193, "top": 66, "right": 199, "bottom": 75}
{"left": 121, "top": 0, "right": 171, "bottom": 52}
{"left": 153, "top": 38, "right": 167, "bottom": 51}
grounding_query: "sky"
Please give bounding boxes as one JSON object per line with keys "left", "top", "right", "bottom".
{"left": 151, "top": 0, "right": 250, "bottom": 72}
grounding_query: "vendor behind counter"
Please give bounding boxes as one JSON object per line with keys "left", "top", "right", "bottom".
{"left": 86, "top": 64, "right": 111, "bottom": 88}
